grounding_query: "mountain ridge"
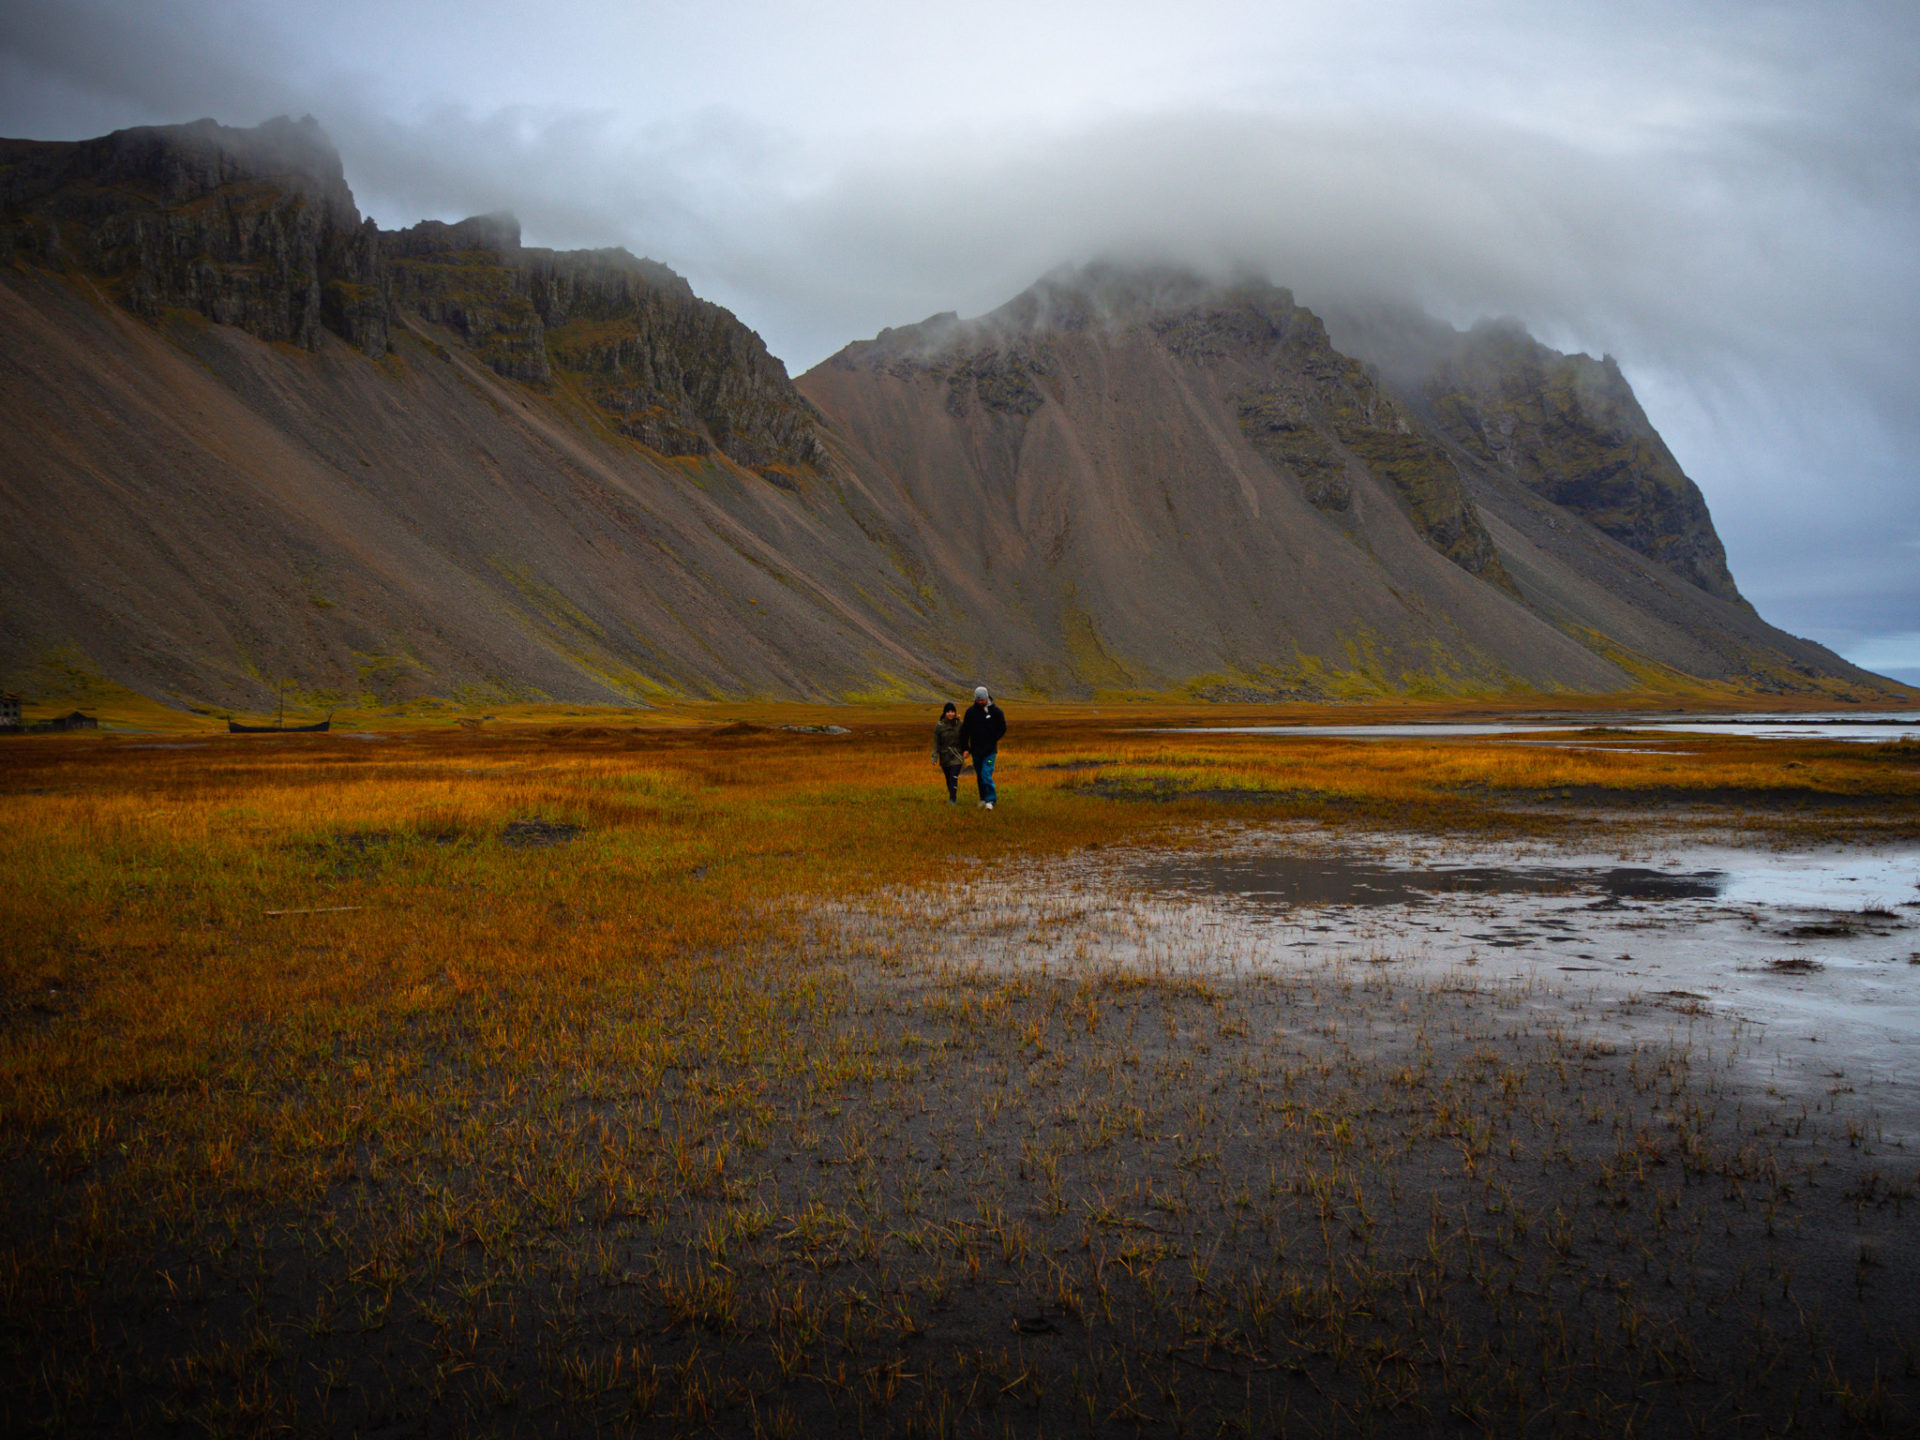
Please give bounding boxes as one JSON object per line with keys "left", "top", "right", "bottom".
{"left": 0, "top": 118, "right": 1906, "bottom": 711}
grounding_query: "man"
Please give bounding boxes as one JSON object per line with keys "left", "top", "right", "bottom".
{"left": 957, "top": 685, "right": 1007, "bottom": 810}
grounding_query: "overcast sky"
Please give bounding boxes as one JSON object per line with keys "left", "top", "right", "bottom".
{"left": 3, "top": 0, "right": 1916, "bottom": 684}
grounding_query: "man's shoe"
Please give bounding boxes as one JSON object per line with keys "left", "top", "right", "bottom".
{"left": 984, "top": 802, "right": 995, "bottom": 810}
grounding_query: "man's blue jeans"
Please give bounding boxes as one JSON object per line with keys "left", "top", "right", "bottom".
{"left": 975, "top": 752, "right": 997, "bottom": 805}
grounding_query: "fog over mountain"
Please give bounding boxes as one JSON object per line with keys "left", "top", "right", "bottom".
{"left": 3, "top": 0, "right": 1916, "bottom": 682}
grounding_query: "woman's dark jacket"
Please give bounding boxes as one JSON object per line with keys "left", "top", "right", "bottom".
{"left": 957, "top": 701, "right": 1007, "bottom": 758}
{"left": 933, "top": 718, "right": 964, "bottom": 769}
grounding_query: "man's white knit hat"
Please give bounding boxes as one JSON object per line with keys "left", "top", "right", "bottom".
{"left": 974, "top": 686, "right": 989, "bottom": 700}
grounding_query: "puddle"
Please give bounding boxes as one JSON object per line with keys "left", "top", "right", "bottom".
{"left": 1125, "top": 832, "right": 1920, "bottom": 1126}
{"left": 1134, "top": 853, "right": 1724, "bottom": 907}
{"left": 836, "top": 824, "right": 1920, "bottom": 1140}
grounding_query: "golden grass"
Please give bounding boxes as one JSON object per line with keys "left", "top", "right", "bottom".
{"left": 17, "top": 680, "right": 1915, "bottom": 734}
{"left": 4, "top": 711, "right": 1913, "bottom": 1155}
{"left": 2, "top": 709, "right": 1917, "bottom": 1433}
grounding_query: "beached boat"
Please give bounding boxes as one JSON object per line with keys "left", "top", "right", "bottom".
{"left": 228, "top": 718, "right": 330, "bottom": 733}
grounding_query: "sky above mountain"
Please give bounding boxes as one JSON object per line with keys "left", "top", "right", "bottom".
{"left": 3, "top": 0, "right": 1915, "bottom": 685}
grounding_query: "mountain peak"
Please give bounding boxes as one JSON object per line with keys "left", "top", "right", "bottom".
{"left": 1003, "top": 261, "right": 1292, "bottom": 329}
{"left": 391, "top": 211, "right": 524, "bottom": 255}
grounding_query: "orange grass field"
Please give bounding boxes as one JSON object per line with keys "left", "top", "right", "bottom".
{"left": 3, "top": 707, "right": 1919, "bottom": 1436}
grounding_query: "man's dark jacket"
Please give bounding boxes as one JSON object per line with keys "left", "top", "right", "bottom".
{"left": 958, "top": 701, "right": 1007, "bottom": 758}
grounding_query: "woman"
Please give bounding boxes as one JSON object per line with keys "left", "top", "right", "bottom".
{"left": 932, "top": 701, "right": 965, "bottom": 803}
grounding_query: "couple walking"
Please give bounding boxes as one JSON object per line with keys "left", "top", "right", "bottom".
{"left": 933, "top": 686, "right": 1006, "bottom": 809}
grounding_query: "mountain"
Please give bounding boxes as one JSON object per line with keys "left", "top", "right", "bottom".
{"left": 0, "top": 119, "right": 1904, "bottom": 711}
{"left": 1, "top": 118, "right": 942, "bottom": 709}
{"left": 799, "top": 266, "right": 1892, "bottom": 700}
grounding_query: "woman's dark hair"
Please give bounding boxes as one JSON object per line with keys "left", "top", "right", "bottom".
{"left": 940, "top": 702, "right": 958, "bottom": 718}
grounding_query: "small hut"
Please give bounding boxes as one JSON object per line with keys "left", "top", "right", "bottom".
{"left": 49, "top": 711, "right": 99, "bottom": 731}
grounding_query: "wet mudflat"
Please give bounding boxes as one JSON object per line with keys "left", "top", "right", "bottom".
{"left": 1168, "top": 712, "right": 1920, "bottom": 745}
{"left": 813, "top": 822, "right": 1920, "bottom": 1434}
{"left": 1122, "top": 830, "right": 1920, "bottom": 1119}
{"left": 1133, "top": 850, "right": 1726, "bottom": 906}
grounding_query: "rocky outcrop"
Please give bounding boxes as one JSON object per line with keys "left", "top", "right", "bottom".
{"left": 1, "top": 116, "right": 827, "bottom": 480}
{"left": 381, "top": 214, "right": 826, "bottom": 477}
{"left": 1327, "top": 307, "right": 1745, "bottom": 606}
{"left": 533, "top": 248, "right": 826, "bottom": 476}
{"left": 1421, "top": 321, "right": 1743, "bottom": 603}
{"left": 1178, "top": 293, "right": 1513, "bottom": 588}
{"left": 827, "top": 311, "right": 1058, "bottom": 420}
{"left": 0, "top": 116, "right": 389, "bottom": 356}
{"left": 386, "top": 215, "right": 553, "bottom": 383}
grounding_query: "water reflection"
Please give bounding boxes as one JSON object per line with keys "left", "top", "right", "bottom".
{"left": 1135, "top": 853, "right": 1725, "bottom": 909}
{"left": 1167, "top": 713, "right": 1920, "bottom": 744}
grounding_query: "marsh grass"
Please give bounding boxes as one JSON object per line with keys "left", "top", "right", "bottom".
{"left": 2, "top": 711, "right": 1917, "bottom": 1435}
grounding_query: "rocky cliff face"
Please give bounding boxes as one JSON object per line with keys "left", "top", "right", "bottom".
{"left": 1422, "top": 321, "right": 1743, "bottom": 604}
{"left": 0, "top": 117, "right": 826, "bottom": 480}
{"left": 317, "top": 203, "right": 825, "bottom": 479}
{"left": 1181, "top": 293, "right": 1514, "bottom": 590}
{"left": 386, "top": 214, "right": 550, "bottom": 381}
{"left": 0, "top": 116, "right": 389, "bottom": 356}
{"left": 530, "top": 246, "right": 826, "bottom": 478}
{"left": 1326, "top": 308, "right": 1744, "bottom": 606}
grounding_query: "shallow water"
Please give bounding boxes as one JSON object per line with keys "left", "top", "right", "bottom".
{"left": 841, "top": 824, "right": 1920, "bottom": 1143}
{"left": 1170, "top": 712, "right": 1920, "bottom": 743}
{"left": 1133, "top": 852, "right": 1725, "bottom": 906}
{"left": 1127, "top": 831, "right": 1920, "bottom": 1128}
